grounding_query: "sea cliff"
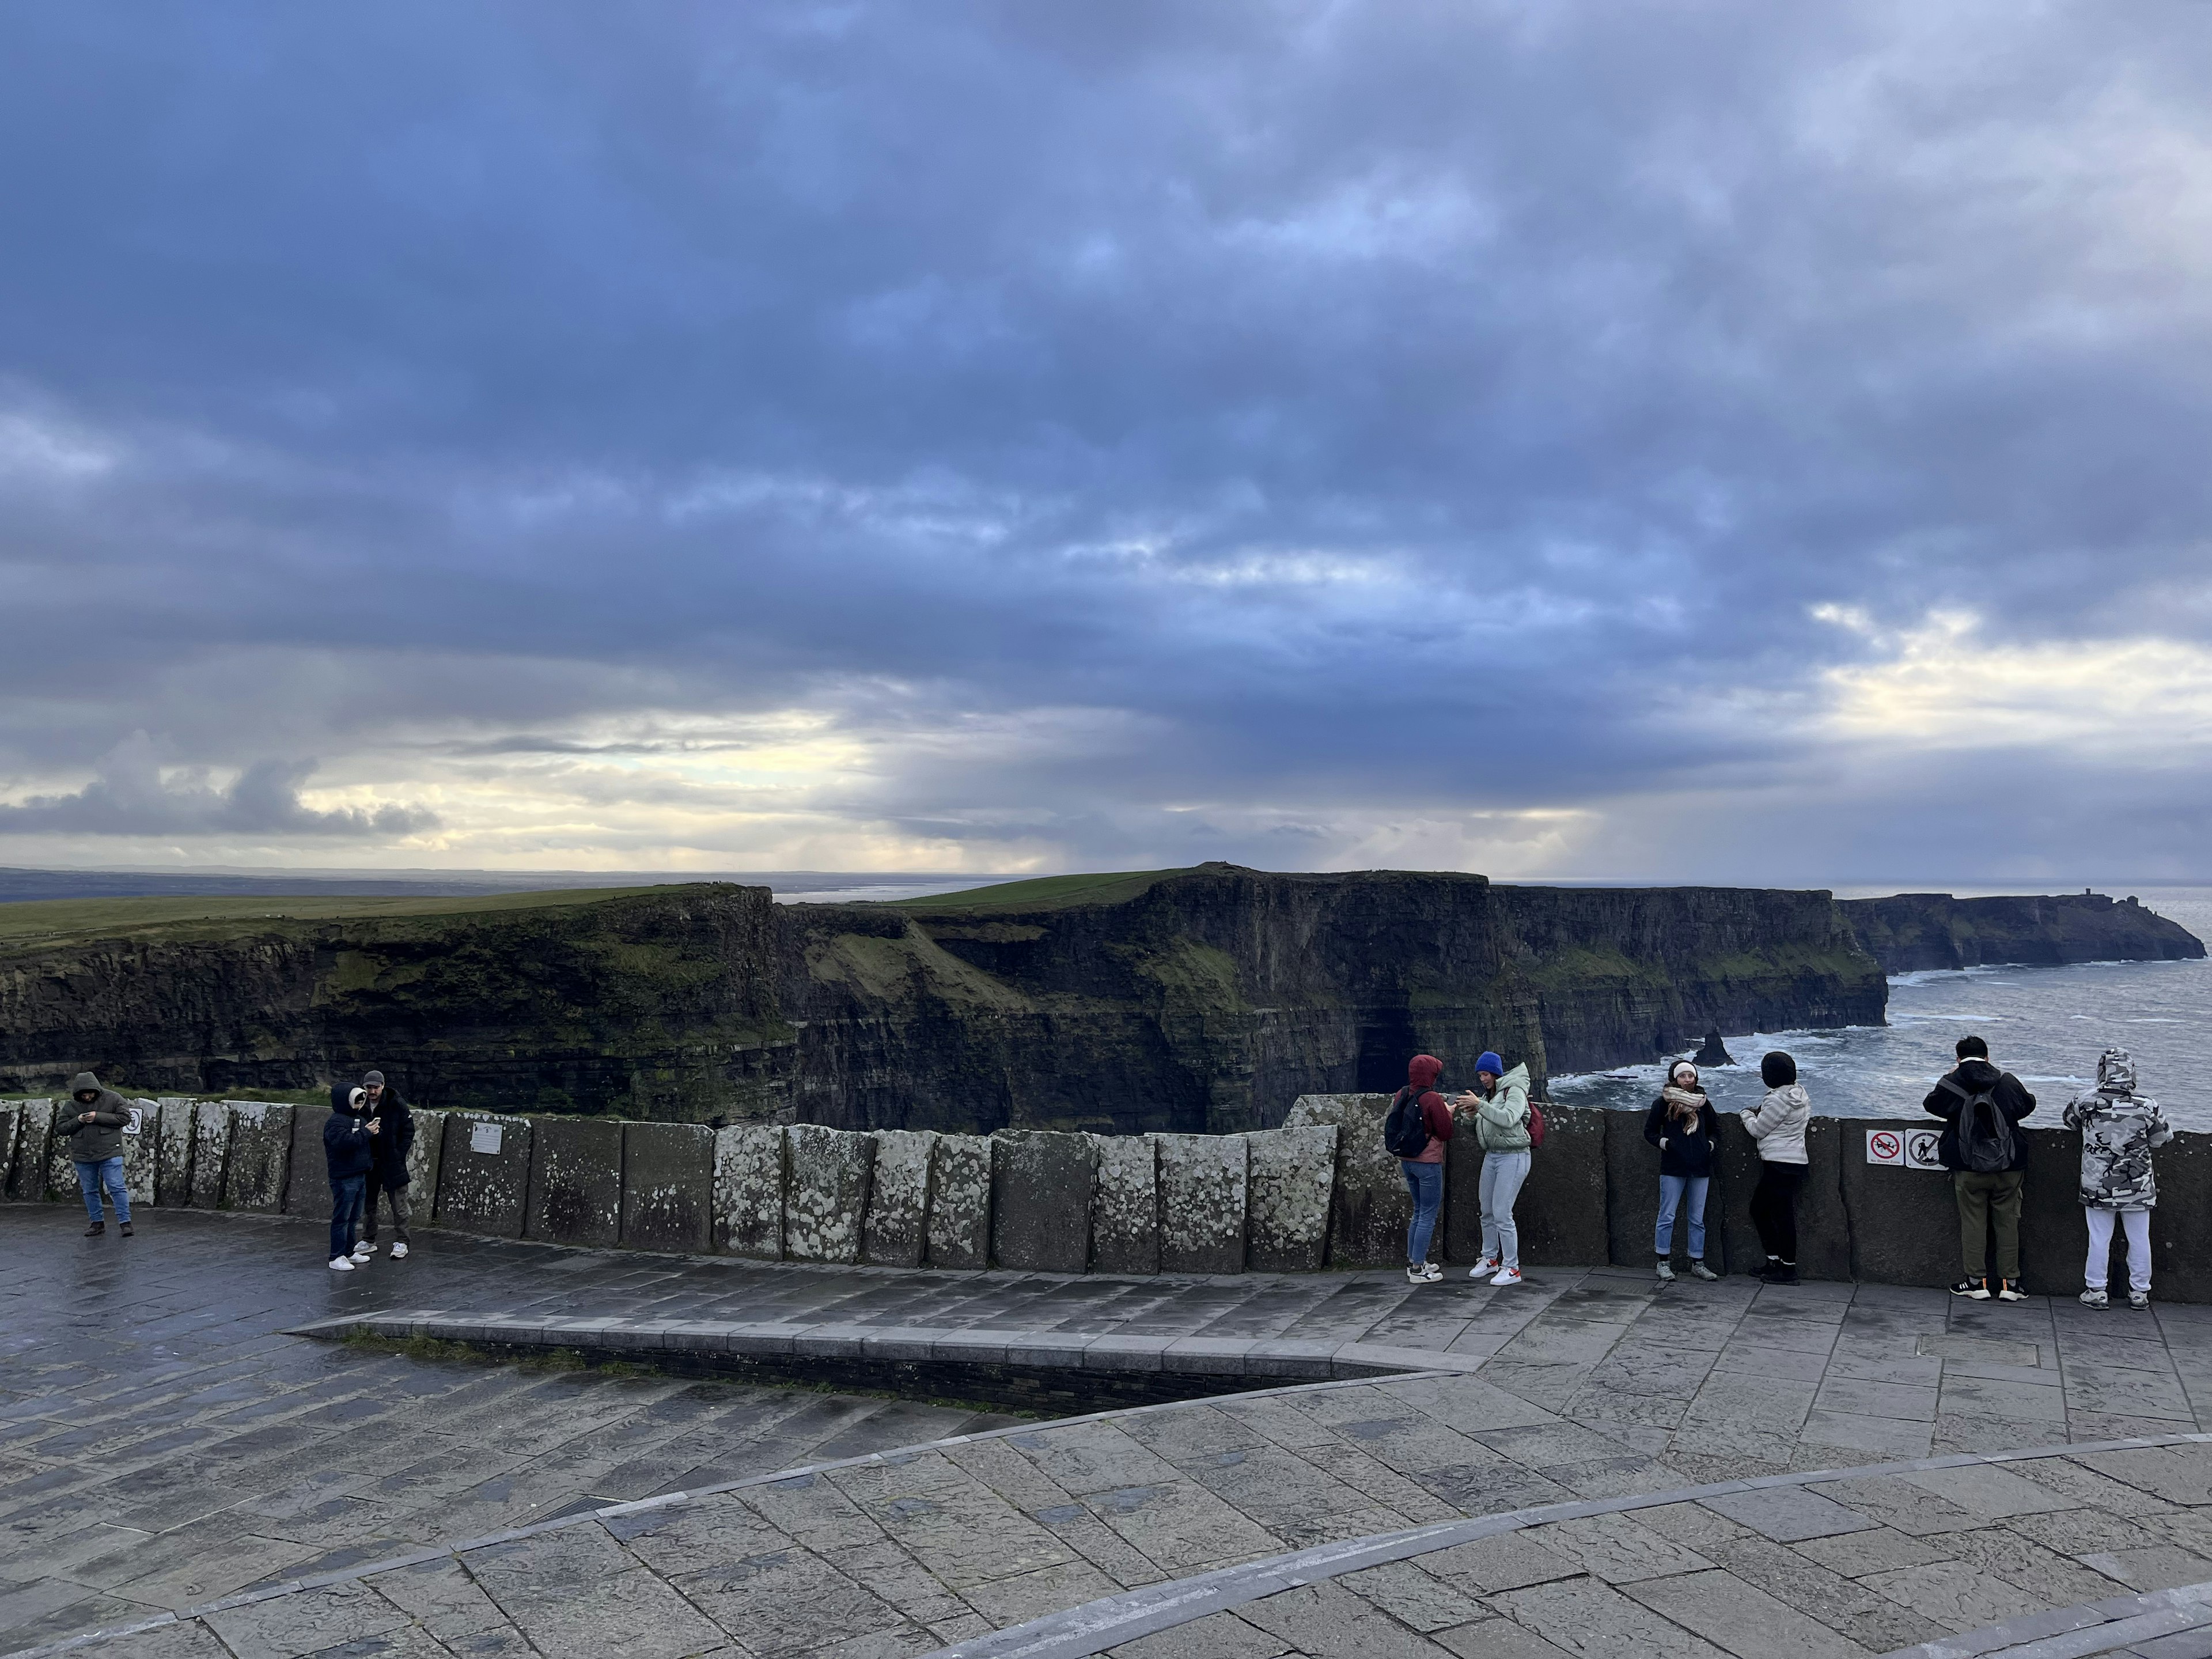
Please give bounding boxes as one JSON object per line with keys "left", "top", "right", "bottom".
{"left": 0, "top": 869, "right": 2194, "bottom": 1131}
{"left": 1839, "top": 891, "right": 2205, "bottom": 972}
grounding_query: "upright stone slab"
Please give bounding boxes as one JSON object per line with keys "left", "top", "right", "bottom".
{"left": 0, "top": 1101, "right": 17, "bottom": 1198}
{"left": 990, "top": 1129, "right": 1094, "bottom": 1273}
{"left": 406, "top": 1108, "right": 446, "bottom": 1207}
{"left": 2147, "top": 1130, "right": 2212, "bottom": 1305}
{"left": 435, "top": 1111, "right": 533, "bottom": 1238}
{"left": 1157, "top": 1132, "right": 1246, "bottom": 1274}
{"left": 527, "top": 1116, "right": 624, "bottom": 1247}
{"left": 188, "top": 1100, "right": 230, "bottom": 1209}
{"left": 713, "top": 1123, "right": 785, "bottom": 1258}
{"left": 122, "top": 1101, "right": 159, "bottom": 1209}
{"left": 1514, "top": 1104, "right": 1609, "bottom": 1267}
{"left": 1087, "top": 1133, "right": 1159, "bottom": 1274}
{"left": 9, "top": 1100, "right": 54, "bottom": 1200}
{"left": 1245, "top": 1124, "right": 1335, "bottom": 1272}
{"left": 621, "top": 1121, "right": 714, "bottom": 1254}
{"left": 284, "top": 1104, "right": 333, "bottom": 1214}
{"left": 155, "top": 1098, "right": 196, "bottom": 1207}
{"left": 927, "top": 1132, "right": 991, "bottom": 1270}
{"left": 1794, "top": 1118, "right": 1854, "bottom": 1284}
{"left": 1285, "top": 1093, "right": 1408, "bottom": 1268}
{"left": 222, "top": 1102, "right": 295, "bottom": 1214}
{"left": 1603, "top": 1108, "right": 1664, "bottom": 1268}
{"left": 861, "top": 1129, "right": 936, "bottom": 1268}
{"left": 783, "top": 1124, "right": 874, "bottom": 1264}
{"left": 46, "top": 1111, "right": 78, "bottom": 1202}
{"left": 1834, "top": 1125, "right": 1956, "bottom": 1289}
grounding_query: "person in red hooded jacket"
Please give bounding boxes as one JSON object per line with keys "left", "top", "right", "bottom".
{"left": 1392, "top": 1054, "right": 1456, "bottom": 1283}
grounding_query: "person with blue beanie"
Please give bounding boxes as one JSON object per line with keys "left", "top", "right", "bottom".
{"left": 1459, "top": 1050, "right": 1533, "bottom": 1287}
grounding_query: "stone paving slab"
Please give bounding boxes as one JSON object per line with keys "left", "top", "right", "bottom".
{"left": 7, "top": 1203, "right": 2212, "bottom": 1659}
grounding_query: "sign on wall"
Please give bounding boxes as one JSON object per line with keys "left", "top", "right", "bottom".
{"left": 469, "top": 1120, "right": 505, "bottom": 1154}
{"left": 1866, "top": 1126, "right": 1945, "bottom": 1169}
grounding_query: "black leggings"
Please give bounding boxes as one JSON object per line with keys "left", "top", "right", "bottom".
{"left": 1750, "top": 1162, "right": 1805, "bottom": 1263}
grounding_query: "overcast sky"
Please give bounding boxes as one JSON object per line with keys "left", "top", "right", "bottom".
{"left": 3, "top": 1, "right": 2209, "bottom": 883}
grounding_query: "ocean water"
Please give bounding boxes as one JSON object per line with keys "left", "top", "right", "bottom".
{"left": 1550, "top": 885, "right": 2212, "bottom": 1131}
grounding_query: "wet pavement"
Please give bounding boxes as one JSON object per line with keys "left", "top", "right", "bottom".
{"left": 4, "top": 1203, "right": 2211, "bottom": 1658}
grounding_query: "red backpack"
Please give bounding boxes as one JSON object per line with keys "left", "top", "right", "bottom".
{"left": 1527, "top": 1100, "right": 1547, "bottom": 1150}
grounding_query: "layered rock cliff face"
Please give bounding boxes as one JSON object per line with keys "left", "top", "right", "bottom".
{"left": 1840, "top": 892, "right": 2205, "bottom": 972}
{"left": 0, "top": 866, "right": 1885, "bottom": 1132}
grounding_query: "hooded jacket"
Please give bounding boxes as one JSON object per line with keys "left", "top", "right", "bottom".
{"left": 324, "top": 1097, "right": 376, "bottom": 1183}
{"left": 2063, "top": 1048, "right": 2171, "bottom": 1210}
{"left": 1742, "top": 1083, "right": 1812, "bottom": 1165}
{"left": 53, "top": 1072, "right": 132, "bottom": 1163}
{"left": 1396, "top": 1055, "right": 1455, "bottom": 1164}
{"left": 1474, "top": 1062, "right": 1533, "bottom": 1153}
{"left": 1922, "top": 1058, "right": 2035, "bottom": 1172}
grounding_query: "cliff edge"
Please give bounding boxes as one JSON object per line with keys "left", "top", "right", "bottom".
{"left": 1840, "top": 891, "right": 2205, "bottom": 973}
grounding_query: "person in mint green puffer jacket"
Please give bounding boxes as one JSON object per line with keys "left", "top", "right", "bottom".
{"left": 1456, "top": 1054, "right": 1531, "bottom": 1286}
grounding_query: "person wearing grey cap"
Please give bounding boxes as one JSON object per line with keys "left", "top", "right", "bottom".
{"left": 357, "top": 1070, "right": 416, "bottom": 1259}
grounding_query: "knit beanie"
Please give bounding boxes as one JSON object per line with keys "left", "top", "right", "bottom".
{"left": 1476, "top": 1051, "right": 1505, "bottom": 1077}
{"left": 1760, "top": 1051, "right": 1797, "bottom": 1088}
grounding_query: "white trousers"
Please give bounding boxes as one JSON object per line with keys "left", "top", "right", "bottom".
{"left": 2085, "top": 1207, "right": 2151, "bottom": 1294}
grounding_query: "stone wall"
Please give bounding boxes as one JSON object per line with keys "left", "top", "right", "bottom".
{"left": 5, "top": 1096, "right": 2206, "bottom": 1302}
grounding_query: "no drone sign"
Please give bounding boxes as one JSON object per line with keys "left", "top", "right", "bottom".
{"left": 1865, "top": 1127, "right": 1945, "bottom": 1170}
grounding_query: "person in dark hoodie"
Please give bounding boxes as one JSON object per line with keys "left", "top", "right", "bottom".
{"left": 1645, "top": 1060, "right": 1721, "bottom": 1282}
{"left": 1388, "top": 1054, "right": 1456, "bottom": 1284}
{"left": 356, "top": 1070, "right": 415, "bottom": 1260}
{"left": 1923, "top": 1035, "right": 2036, "bottom": 1301}
{"left": 55, "top": 1071, "right": 134, "bottom": 1238}
{"left": 323, "top": 1086, "right": 380, "bottom": 1271}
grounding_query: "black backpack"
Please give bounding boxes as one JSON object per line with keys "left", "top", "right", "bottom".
{"left": 1383, "top": 1087, "right": 1431, "bottom": 1158}
{"left": 1944, "top": 1075, "right": 2017, "bottom": 1173}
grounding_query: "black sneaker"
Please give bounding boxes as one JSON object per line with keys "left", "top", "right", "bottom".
{"left": 119, "top": 1222, "right": 133, "bottom": 1237}
{"left": 1950, "top": 1277, "right": 1991, "bottom": 1300}
{"left": 84, "top": 1221, "right": 105, "bottom": 1237}
{"left": 1761, "top": 1262, "right": 1798, "bottom": 1285}
{"left": 1997, "top": 1279, "right": 2025, "bottom": 1302}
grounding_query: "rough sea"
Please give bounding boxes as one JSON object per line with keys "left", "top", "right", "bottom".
{"left": 1550, "top": 885, "right": 2212, "bottom": 1132}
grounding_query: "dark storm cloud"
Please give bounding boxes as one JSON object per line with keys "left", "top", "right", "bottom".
{"left": 1, "top": 0, "right": 2208, "bottom": 869}
{"left": 0, "top": 735, "right": 436, "bottom": 838}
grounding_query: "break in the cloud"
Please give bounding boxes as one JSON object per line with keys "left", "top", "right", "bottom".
{"left": 1, "top": 1, "right": 2209, "bottom": 881}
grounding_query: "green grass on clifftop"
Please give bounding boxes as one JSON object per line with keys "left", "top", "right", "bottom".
{"left": 890, "top": 868, "right": 1190, "bottom": 913}
{"left": 0, "top": 886, "right": 683, "bottom": 953}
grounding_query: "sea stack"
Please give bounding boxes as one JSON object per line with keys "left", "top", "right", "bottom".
{"left": 1693, "top": 1029, "right": 1735, "bottom": 1067}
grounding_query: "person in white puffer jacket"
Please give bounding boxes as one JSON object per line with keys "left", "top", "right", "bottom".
{"left": 1742, "top": 1051, "right": 1811, "bottom": 1284}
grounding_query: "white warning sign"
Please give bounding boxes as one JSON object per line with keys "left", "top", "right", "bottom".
{"left": 1866, "top": 1126, "right": 1946, "bottom": 1170}
{"left": 469, "top": 1120, "right": 505, "bottom": 1155}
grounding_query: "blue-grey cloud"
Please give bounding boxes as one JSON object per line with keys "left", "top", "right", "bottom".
{"left": 1, "top": 1, "right": 2208, "bottom": 875}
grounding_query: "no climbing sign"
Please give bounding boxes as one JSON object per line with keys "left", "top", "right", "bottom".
{"left": 1865, "top": 1127, "right": 1945, "bottom": 1170}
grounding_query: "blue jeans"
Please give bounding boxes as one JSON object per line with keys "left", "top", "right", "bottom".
{"left": 329, "top": 1175, "right": 366, "bottom": 1260}
{"left": 1657, "top": 1173, "right": 1709, "bottom": 1259}
{"left": 74, "top": 1157, "right": 130, "bottom": 1225}
{"left": 1402, "top": 1160, "right": 1444, "bottom": 1266}
{"left": 1480, "top": 1150, "right": 1532, "bottom": 1270}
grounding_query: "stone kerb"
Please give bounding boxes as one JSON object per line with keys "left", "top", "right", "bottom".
{"left": 711, "top": 1123, "right": 783, "bottom": 1259}
{"left": 154, "top": 1097, "right": 195, "bottom": 1206}
{"left": 187, "top": 1100, "right": 229, "bottom": 1209}
{"left": 1157, "top": 1131, "right": 1247, "bottom": 1273}
{"left": 1285, "top": 1093, "right": 1410, "bottom": 1267}
{"left": 1244, "top": 1124, "right": 1335, "bottom": 1271}
{"left": 620, "top": 1121, "right": 713, "bottom": 1253}
{"left": 434, "top": 1111, "right": 533, "bottom": 1237}
{"left": 1088, "top": 1132, "right": 1159, "bottom": 1274}
{"left": 927, "top": 1132, "right": 991, "bottom": 1268}
{"left": 991, "top": 1128, "right": 1094, "bottom": 1272}
{"left": 526, "top": 1116, "right": 623, "bottom": 1247}
{"left": 861, "top": 1128, "right": 935, "bottom": 1267}
{"left": 221, "top": 1101, "right": 295, "bottom": 1214}
{"left": 783, "top": 1123, "right": 874, "bottom": 1264}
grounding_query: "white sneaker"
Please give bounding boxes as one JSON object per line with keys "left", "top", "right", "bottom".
{"left": 2081, "top": 1287, "right": 2108, "bottom": 1308}
{"left": 390, "top": 1241, "right": 409, "bottom": 1259}
{"left": 1405, "top": 1262, "right": 1442, "bottom": 1284}
{"left": 355, "top": 1240, "right": 379, "bottom": 1256}
{"left": 350, "top": 1248, "right": 374, "bottom": 1263}
{"left": 2128, "top": 1289, "right": 2150, "bottom": 1310}
{"left": 328, "top": 1256, "right": 356, "bottom": 1271}
{"left": 1655, "top": 1261, "right": 1676, "bottom": 1283}
{"left": 1468, "top": 1257, "right": 1499, "bottom": 1279}
{"left": 1489, "top": 1267, "right": 1523, "bottom": 1287}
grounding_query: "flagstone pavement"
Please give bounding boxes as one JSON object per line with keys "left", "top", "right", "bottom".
{"left": 4, "top": 1204, "right": 2210, "bottom": 1658}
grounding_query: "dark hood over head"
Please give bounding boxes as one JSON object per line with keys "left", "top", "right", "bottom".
{"left": 69, "top": 1070, "right": 103, "bottom": 1099}
{"left": 1407, "top": 1055, "right": 1444, "bottom": 1092}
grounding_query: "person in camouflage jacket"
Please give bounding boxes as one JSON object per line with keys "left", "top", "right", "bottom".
{"left": 2064, "top": 1048, "right": 2172, "bottom": 1309}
